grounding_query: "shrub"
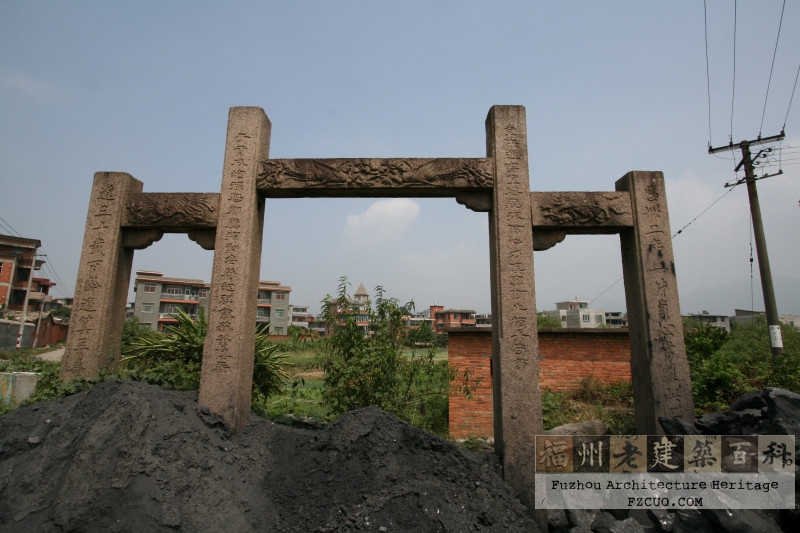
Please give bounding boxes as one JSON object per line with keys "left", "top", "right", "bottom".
{"left": 318, "top": 277, "right": 465, "bottom": 435}
{"left": 122, "top": 308, "right": 289, "bottom": 399}
{"left": 689, "top": 321, "right": 800, "bottom": 413}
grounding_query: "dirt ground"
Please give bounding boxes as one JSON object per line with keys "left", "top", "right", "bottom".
{"left": 0, "top": 379, "right": 539, "bottom": 532}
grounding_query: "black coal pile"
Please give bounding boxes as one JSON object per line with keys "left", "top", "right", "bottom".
{"left": 545, "top": 388, "right": 800, "bottom": 532}
{"left": 0, "top": 380, "right": 538, "bottom": 532}
{"left": 2, "top": 382, "right": 798, "bottom": 532}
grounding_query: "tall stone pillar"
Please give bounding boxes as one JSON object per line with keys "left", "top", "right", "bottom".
{"left": 61, "top": 173, "right": 143, "bottom": 379}
{"left": 486, "top": 106, "right": 542, "bottom": 514}
{"left": 617, "top": 171, "right": 694, "bottom": 434}
{"left": 198, "top": 107, "right": 270, "bottom": 432}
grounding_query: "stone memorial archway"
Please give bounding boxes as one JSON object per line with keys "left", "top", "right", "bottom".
{"left": 62, "top": 105, "right": 693, "bottom": 512}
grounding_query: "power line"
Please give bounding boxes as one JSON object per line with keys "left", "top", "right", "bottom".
{"left": 589, "top": 183, "right": 743, "bottom": 306}
{"left": 730, "top": 0, "right": 738, "bottom": 143}
{"left": 0, "top": 216, "right": 22, "bottom": 237}
{"left": 704, "top": 0, "right": 713, "bottom": 147}
{"left": 785, "top": 62, "right": 800, "bottom": 129}
{"left": 760, "top": 0, "right": 785, "bottom": 136}
{"left": 588, "top": 276, "right": 622, "bottom": 306}
{"left": 671, "top": 184, "right": 740, "bottom": 238}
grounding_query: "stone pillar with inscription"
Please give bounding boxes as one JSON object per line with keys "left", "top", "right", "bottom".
{"left": 485, "top": 106, "right": 543, "bottom": 515}
{"left": 198, "top": 107, "right": 270, "bottom": 433}
{"left": 617, "top": 171, "right": 694, "bottom": 434}
{"left": 61, "top": 173, "right": 143, "bottom": 380}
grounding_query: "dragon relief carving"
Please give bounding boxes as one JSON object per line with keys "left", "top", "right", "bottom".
{"left": 540, "top": 193, "right": 628, "bottom": 226}
{"left": 257, "top": 158, "right": 493, "bottom": 190}
{"left": 125, "top": 193, "right": 219, "bottom": 227}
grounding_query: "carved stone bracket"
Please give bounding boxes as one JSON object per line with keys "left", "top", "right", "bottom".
{"left": 532, "top": 230, "right": 566, "bottom": 251}
{"left": 257, "top": 158, "right": 494, "bottom": 197}
{"left": 188, "top": 229, "right": 217, "bottom": 250}
{"left": 123, "top": 193, "right": 219, "bottom": 229}
{"left": 455, "top": 192, "right": 492, "bottom": 212}
{"left": 122, "top": 229, "right": 164, "bottom": 250}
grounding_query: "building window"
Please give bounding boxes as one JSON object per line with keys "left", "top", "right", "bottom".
{"left": 275, "top": 292, "right": 286, "bottom": 300}
{"left": 274, "top": 327, "right": 284, "bottom": 335}
{"left": 165, "top": 286, "right": 183, "bottom": 296}
{"left": 257, "top": 308, "right": 269, "bottom": 318}
{"left": 142, "top": 302, "right": 154, "bottom": 313}
{"left": 595, "top": 315, "right": 603, "bottom": 323}
{"left": 198, "top": 289, "right": 208, "bottom": 298}
{"left": 143, "top": 282, "right": 157, "bottom": 293}
{"left": 275, "top": 309, "right": 284, "bottom": 317}
{"left": 582, "top": 314, "right": 590, "bottom": 323}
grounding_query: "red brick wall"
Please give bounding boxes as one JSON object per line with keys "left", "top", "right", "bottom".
{"left": 448, "top": 328, "right": 631, "bottom": 438}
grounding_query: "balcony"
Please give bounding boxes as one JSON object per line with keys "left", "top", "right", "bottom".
{"left": 160, "top": 293, "right": 199, "bottom": 301}
{"left": 257, "top": 298, "right": 271, "bottom": 305}
{"left": 158, "top": 313, "right": 197, "bottom": 320}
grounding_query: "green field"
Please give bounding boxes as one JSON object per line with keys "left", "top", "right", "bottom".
{"left": 255, "top": 346, "right": 449, "bottom": 422}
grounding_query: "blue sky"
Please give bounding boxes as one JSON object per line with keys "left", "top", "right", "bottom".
{"left": 1, "top": 1, "right": 799, "bottom": 316}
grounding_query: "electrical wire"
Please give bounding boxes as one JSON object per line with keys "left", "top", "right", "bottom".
{"left": 0, "top": 216, "right": 22, "bottom": 237}
{"left": 704, "top": 0, "right": 713, "bottom": 147}
{"left": 589, "top": 182, "right": 743, "bottom": 307}
{"left": 760, "top": 0, "right": 785, "bottom": 136}
{"left": 588, "top": 277, "right": 622, "bottom": 306}
{"left": 749, "top": 220, "right": 755, "bottom": 318}
{"left": 785, "top": 62, "right": 800, "bottom": 130}
{"left": 672, "top": 184, "right": 739, "bottom": 239}
{"left": 730, "top": 0, "right": 737, "bottom": 143}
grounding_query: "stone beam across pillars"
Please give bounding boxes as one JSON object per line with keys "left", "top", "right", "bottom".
{"left": 256, "top": 158, "right": 493, "bottom": 197}
{"left": 485, "top": 105, "right": 542, "bottom": 518}
{"left": 198, "top": 107, "right": 270, "bottom": 433}
{"left": 617, "top": 171, "right": 694, "bottom": 434}
{"left": 61, "top": 173, "right": 143, "bottom": 379}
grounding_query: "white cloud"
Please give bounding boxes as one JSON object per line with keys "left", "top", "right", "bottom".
{"left": 1, "top": 73, "right": 57, "bottom": 100}
{"left": 345, "top": 198, "right": 421, "bottom": 246}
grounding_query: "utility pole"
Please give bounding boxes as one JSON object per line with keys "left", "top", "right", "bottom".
{"left": 15, "top": 253, "right": 38, "bottom": 350}
{"left": 710, "top": 132, "right": 784, "bottom": 356}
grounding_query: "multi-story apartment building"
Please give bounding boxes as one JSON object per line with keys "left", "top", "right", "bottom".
{"left": 429, "top": 305, "right": 477, "bottom": 333}
{"left": 288, "top": 305, "right": 314, "bottom": 329}
{"left": 545, "top": 298, "right": 607, "bottom": 328}
{"left": 256, "top": 280, "right": 292, "bottom": 335}
{"left": 0, "top": 234, "right": 54, "bottom": 314}
{"left": 133, "top": 271, "right": 210, "bottom": 331}
{"left": 132, "top": 271, "right": 291, "bottom": 335}
{"left": 604, "top": 311, "right": 628, "bottom": 328}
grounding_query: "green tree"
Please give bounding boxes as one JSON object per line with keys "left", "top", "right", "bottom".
{"left": 537, "top": 312, "right": 562, "bottom": 328}
{"left": 51, "top": 307, "right": 72, "bottom": 318}
{"left": 688, "top": 320, "right": 800, "bottom": 412}
{"left": 683, "top": 323, "right": 729, "bottom": 368}
{"left": 319, "top": 277, "right": 466, "bottom": 434}
{"left": 405, "top": 321, "right": 436, "bottom": 347}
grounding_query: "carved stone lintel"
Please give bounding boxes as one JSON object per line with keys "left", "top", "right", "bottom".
{"left": 455, "top": 192, "right": 492, "bottom": 212}
{"left": 257, "top": 158, "right": 494, "bottom": 197}
{"left": 123, "top": 193, "right": 219, "bottom": 228}
{"left": 531, "top": 191, "right": 632, "bottom": 231}
{"left": 533, "top": 230, "right": 567, "bottom": 251}
{"left": 122, "top": 229, "right": 164, "bottom": 250}
{"left": 188, "top": 229, "right": 217, "bottom": 250}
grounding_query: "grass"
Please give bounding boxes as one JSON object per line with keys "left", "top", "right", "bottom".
{"left": 3, "top": 344, "right": 634, "bottom": 437}
{"left": 542, "top": 377, "right": 635, "bottom": 435}
{"left": 255, "top": 345, "right": 450, "bottom": 427}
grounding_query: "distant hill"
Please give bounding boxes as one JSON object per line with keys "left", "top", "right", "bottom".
{"left": 679, "top": 277, "right": 800, "bottom": 316}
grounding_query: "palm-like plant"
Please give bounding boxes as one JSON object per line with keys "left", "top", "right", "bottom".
{"left": 122, "top": 309, "right": 289, "bottom": 399}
